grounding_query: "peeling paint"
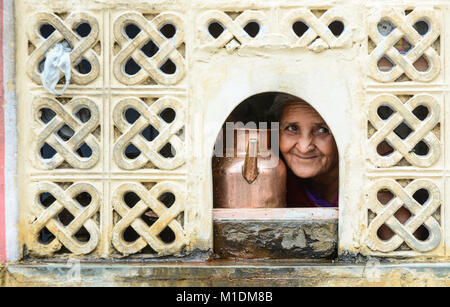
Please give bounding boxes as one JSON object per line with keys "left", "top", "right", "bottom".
{"left": 2, "top": 263, "right": 449, "bottom": 287}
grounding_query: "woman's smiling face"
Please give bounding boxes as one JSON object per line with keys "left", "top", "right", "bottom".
{"left": 279, "top": 101, "right": 338, "bottom": 179}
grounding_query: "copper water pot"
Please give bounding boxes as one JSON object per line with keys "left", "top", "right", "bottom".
{"left": 212, "top": 127, "right": 286, "bottom": 208}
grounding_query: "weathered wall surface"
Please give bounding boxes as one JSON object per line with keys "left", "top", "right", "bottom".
{"left": 2, "top": 262, "right": 449, "bottom": 287}
{"left": 13, "top": 0, "right": 450, "bottom": 263}
{"left": 0, "top": 0, "right": 446, "bottom": 288}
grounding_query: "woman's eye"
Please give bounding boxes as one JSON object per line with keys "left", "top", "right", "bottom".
{"left": 317, "top": 127, "right": 329, "bottom": 134}
{"left": 286, "top": 125, "right": 298, "bottom": 132}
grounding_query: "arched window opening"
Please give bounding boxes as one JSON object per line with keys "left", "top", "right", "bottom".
{"left": 212, "top": 92, "right": 339, "bottom": 260}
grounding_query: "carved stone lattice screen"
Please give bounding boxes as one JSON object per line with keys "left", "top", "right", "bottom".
{"left": 17, "top": 1, "right": 193, "bottom": 259}
{"left": 15, "top": 0, "right": 449, "bottom": 260}
{"left": 364, "top": 6, "right": 446, "bottom": 257}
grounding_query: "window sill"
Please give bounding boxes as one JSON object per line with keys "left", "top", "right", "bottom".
{"left": 213, "top": 208, "right": 338, "bottom": 260}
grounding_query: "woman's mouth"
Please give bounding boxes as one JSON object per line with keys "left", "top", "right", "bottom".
{"left": 293, "top": 154, "right": 319, "bottom": 160}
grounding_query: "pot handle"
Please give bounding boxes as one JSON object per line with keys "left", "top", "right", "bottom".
{"left": 243, "top": 138, "right": 259, "bottom": 183}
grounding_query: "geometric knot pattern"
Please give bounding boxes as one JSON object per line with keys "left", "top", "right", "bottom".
{"left": 27, "top": 12, "right": 100, "bottom": 85}
{"left": 198, "top": 10, "right": 267, "bottom": 48}
{"left": 282, "top": 8, "right": 351, "bottom": 49}
{"left": 368, "top": 94, "right": 440, "bottom": 168}
{"left": 112, "top": 182, "right": 187, "bottom": 256}
{"left": 29, "top": 182, "right": 100, "bottom": 256}
{"left": 113, "top": 12, "right": 185, "bottom": 85}
{"left": 113, "top": 96, "right": 185, "bottom": 170}
{"left": 366, "top": 179, "right": 441, "bottom": 253}
{"left": 368, "top": 8, "right": 440, "bottom": 82}
{"left": 33, "top": 96, "right": 100, "bottom": 170}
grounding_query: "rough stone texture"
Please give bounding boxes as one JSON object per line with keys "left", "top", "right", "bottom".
{"left": 2, "top": 263, "right": 449, "bottom": 287}
{"left": 0, "top": 266, "right": 5, "bottom": 287}
{"left": 214, "top": 220, "right": 337, "bottom": 259}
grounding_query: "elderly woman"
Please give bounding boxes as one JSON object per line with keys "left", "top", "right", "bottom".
{"left": 273, "top": 94, "right": 428, "bottom": 241}
{"left": 273, "top": 94, "right": 339, "bottom": 208}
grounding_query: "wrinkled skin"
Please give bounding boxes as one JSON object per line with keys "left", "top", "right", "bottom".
{"left": 279, "top": 101, "right": 339, "bottom": 204}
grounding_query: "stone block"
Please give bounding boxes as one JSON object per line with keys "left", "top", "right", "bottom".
{"left": 214, "top": 219, "right": 337, "bottom": 259}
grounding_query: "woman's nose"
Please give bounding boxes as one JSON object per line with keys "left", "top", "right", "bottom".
{"left": 295, "top": 136, "right": 313, "bottom": 153}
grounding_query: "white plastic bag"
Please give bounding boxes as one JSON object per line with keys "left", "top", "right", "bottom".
{"left": 40, "top": 41, "right": 72, "bottom": 96}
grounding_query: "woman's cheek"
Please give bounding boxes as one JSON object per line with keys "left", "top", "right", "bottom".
{"left": 316, "top": 136, "right": 336, "bottom": 157}
{"left": 317, "top": 136, "right": 339, "bottom": 173}
{"left": 279, "top": 134, "right": 291, "bottom": 157}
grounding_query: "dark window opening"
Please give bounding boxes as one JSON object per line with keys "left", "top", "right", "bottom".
{"left": 393, "top": 122, "right": 413, "bottom": 140}
{"left": 412, "top": 105, "right": 429, "bottom": 120}
{"left": 208, "top": 22, "right": 224, "bottom": 39}
{"left": 76, "top": 143, "right": 92, "bottom": 158}
{"left": 40, "top": 108, "right": 56, "bottom": 124}
{"left": 141, "top": 40, "right": 159, "bottom": 58}
{"left": 75, "top": 192, "right": 92, "bottom": 207}
{"left": 125, "top": 58, "right": 142, "bottom": 75}
{"left": 377, "top": 105, "right": 394, "bottom": 120}
{"left": 292, "top": 21, "right": 309, "bottom": 38}
{"left": 124, "top": 191, "right": 140, "bottom": 208}
{"left": 125, "top": 108, "right": 141, "bottom": 124}
{"left": 39, "top": 192, "right": 56, "bottom": 207}
{"left": 74, "top": 226, "right": 91, "bottom": 242}
{"left": 413, "top": 140, "right": 429, "bottom": 156}
{"left": 76, "top": 108, "right": 91, "bottom": 123}
{"left": 160, "top": 59, "right": 177, "bottom": 74}
{"left": 328, "top": 20, "right": 344, "bottom": 37}
{"left": 243, "top": 22, "right": 260, "bottom": 38}
{"left": 41, "top": 143, "right": 57, "bottom": 159}
{"left": 159, "top": 227, "right": 176, "bottom": 243}
{"left": 123, "top": 227, "right": 140, "bottom": 243}
{"left": 377, "top": 140, "right": 394, "bottom": 156}
{"left": 141, "top": 125, "right": 159, "bottom": 142}
{"left": 75, "top": 23, "right": 92, "bottom": 37}
{"left": 160, "top": 23, "right": 176, "bottom": 38}
{"left": 125, "top": 143, "right": 141, "bottom": 159}
{"left": 413, "top": 20, "right": 429, "bottom": 36}
{"left": 158, "top": 192, "right": 176, "bottom": 208}
{"left": 40, "top": 24, "right": 56, "bottom": 38}
{"left": 57, "top": 124, "right": 75, "bottom": 141}
{"left": 141, "top": 212, "right": 157, "bottom": 227}
{"left": 39, "top": 227, "right": 55, "bottom": 244}
{"left": 125, "top": 23, "right": 141, "bottom": 39}
{"left": 160, "top": 108, "right": 176, "bottom": 123}
{"left": 58, "top": 208, "right": 75, "bottom": 226}
{"left": 76, "top": 59, "right": 92, "bottom": 74}
{"left": 159, "top": 143, "right": 175, "bottom": 158}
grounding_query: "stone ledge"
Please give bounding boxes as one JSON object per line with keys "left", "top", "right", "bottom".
{"left": 3, "top": 262, "right": 450, "bottom": 287}
{"left": 213, "top": 208, "right": 338, "bottom": 259}
{"left": 214, "top": 220, "right": 337, "bottom": 259}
